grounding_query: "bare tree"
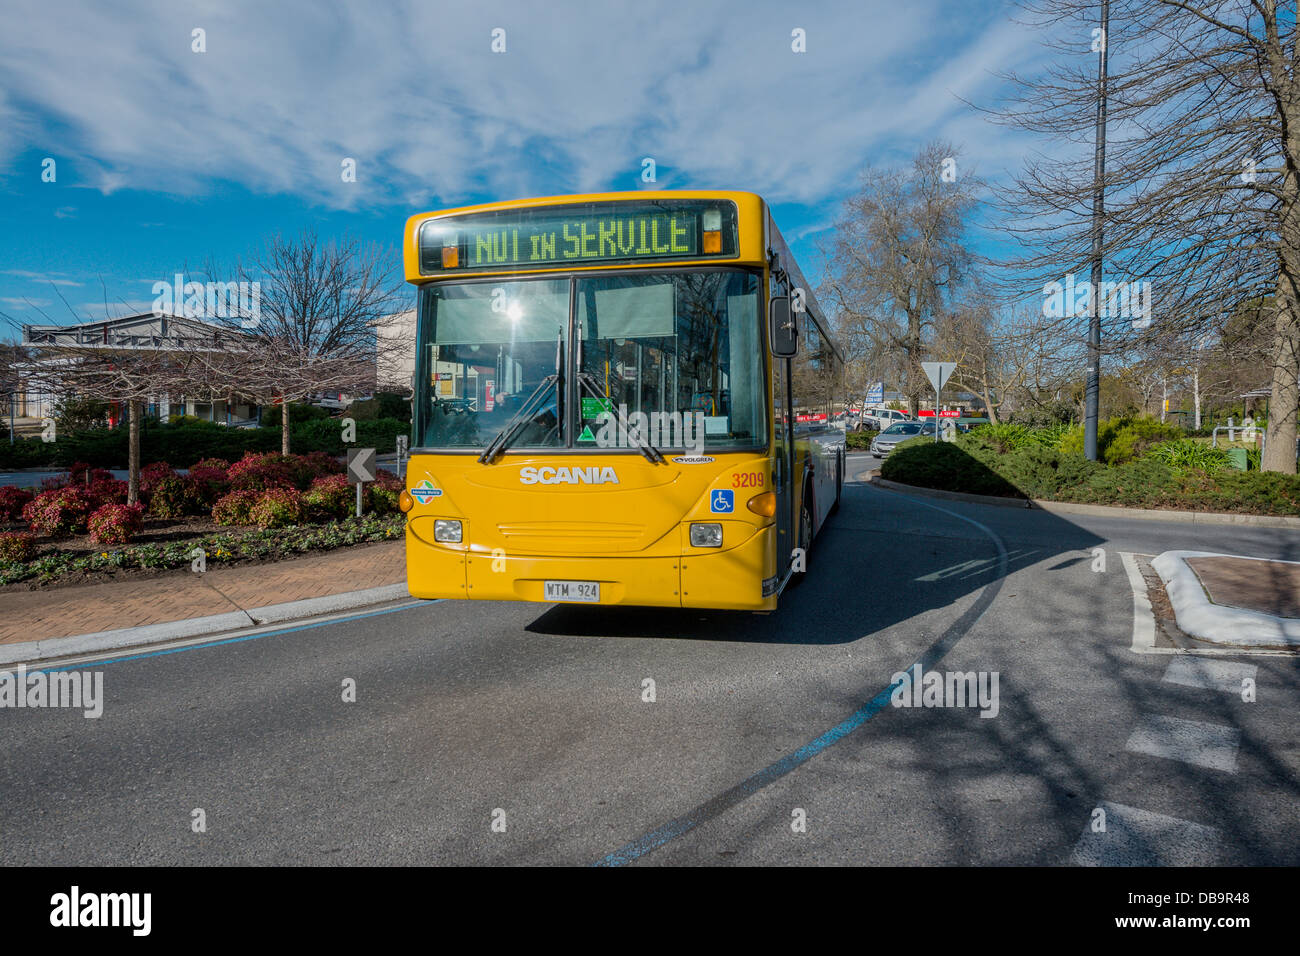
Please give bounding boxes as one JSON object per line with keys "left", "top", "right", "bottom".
{"left": 822, "top": 142, "right": 981, "bottom": 415}
{"left": 202, "top": 230, "right": 406, "bottom": 454}
{"left": 989, "top": 0, "right": 1299, "bottom": 471}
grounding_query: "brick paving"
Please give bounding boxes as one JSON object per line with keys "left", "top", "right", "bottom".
{"left": 1186, "top": 556, "right": 1300, "bottom": 619}
{"left": 0, "top": 542, "right": 406, "bottom": 645}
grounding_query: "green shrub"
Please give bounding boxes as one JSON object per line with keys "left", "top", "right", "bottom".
{"left": 971, "top": 422, "right": 1036, "bottom": 453}
{"left": 1103, "top": 417, "right": 1183, "bottom": 465}
{"left": 1148, "top": 439, "right": 1230, "bottom": 471}
{"left": 260, "top": 403, "right": 332, "bottom": 427}
{"left": 846, "top": 429, "right": 878, "bottom": 450}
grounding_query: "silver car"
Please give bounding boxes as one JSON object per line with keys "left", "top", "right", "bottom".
{"left": 870, "top": 421, "right": 935, "bottom": 457}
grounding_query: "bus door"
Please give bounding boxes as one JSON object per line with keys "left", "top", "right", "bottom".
{"left": 772, "top": 353, "right": 796, "bottom": 577}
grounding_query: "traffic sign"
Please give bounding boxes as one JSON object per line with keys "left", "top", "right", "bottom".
{"left": 347, "top": 447, "right": 376, "bottom": 484}
{"left": 922, "top": 362, "right": 957, "bottom": 393}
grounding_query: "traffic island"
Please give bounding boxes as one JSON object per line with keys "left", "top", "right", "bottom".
{"left": 1152, "top": 551, "right": 1300, "bottom": 647}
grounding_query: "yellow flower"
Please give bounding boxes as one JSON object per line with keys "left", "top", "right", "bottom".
{"left": 100, "top": 552, "right": 108, "bottom": 558}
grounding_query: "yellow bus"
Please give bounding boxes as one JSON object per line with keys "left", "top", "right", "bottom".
{"left": 398, "top": 191, "right": 846, "bottom": 611}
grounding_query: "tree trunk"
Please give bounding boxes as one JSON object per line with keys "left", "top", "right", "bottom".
{"left": 281, "top": 394, "right": 291, "bottom": 455}
{"left": 1193, "top": 366, "right": 1202, "bottom": 431}
{"left": 127, "top": 399, "right": 141, "bottom": 505}
{"left": 1261, "top": 296, "right": 1299, "bottom": 473}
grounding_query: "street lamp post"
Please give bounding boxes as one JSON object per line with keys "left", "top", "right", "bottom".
{"left": 1084, "top": 0, "right": 1110, "bottom": 461}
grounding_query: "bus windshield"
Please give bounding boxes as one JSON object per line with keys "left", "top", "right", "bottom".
{"left": 413, "top": 269, "right": 765, "bottom": 452}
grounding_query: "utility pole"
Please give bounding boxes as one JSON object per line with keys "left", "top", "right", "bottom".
{"left": 1084, "top": 0, "right": 1110, "bottom": 461}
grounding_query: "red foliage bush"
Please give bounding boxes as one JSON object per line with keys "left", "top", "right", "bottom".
{"left": 0, "top": 531, "right": 36, "bottom": 563}
{"left": 23, "top": 486, "right": 98, "bottom": 537}
{"left": 301, "top": 473, "right": 352, "bottom": 521}
{"left": 212, "top": 490, "right": 261, "bottom": 526}
{"left": 147, "top": 475, "right": 207, "bottom": 519}
{"left": 227, "top": 453, "right": 298, "bottom": 492}
{"left": 70, "top": 462, "right": 115, "bottom": 485}
{"left": 88, "top": 502, "right": 145, "bottom": 546}
{"left": 0, "top": 486, "right": 35, "bottom": 523}
{"left": 248, "top": 487, "right": 303, "bottom": 529}
{"left": 86, "top": 479, "right": 129, "bottom": 507}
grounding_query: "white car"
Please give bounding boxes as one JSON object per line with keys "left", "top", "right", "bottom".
{"left": 863, "top": 408, "right": 910, "bottom": 430}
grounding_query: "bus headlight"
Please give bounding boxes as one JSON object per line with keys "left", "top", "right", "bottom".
{"left": 690, "top": 523, "right": 723, "bottom": 548}
{"left": 433, "top": 519, "right": 463, "bottom": 543}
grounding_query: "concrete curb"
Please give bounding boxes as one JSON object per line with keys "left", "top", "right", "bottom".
{"left": 1152, "top": 551, "right": 1300, "bottom": 647}
{"left": 866, "top": 476, "right": 1300, "bottom": 528}
{"left": 0, "top": 582, "right": 412, "bottom": 666}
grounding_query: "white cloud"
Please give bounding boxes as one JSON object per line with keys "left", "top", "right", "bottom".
{"left": 0, "top": 0, "right": 1043, "bottom": 209}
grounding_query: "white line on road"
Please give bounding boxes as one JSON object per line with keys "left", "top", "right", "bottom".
{"left": 1162, "top": 657, "right": 1257, "bottom": 695}
{"left": 1069, "top": 801, "right": 1222, "bottom": 866}
{"left": 1121, "top": 552, "right": 1295, "bottom": 657}
{"left": 1125, "top": 714, "right": 1241, "bottom": 773}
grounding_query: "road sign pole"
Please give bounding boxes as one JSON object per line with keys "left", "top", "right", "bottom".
{"left": 356, "top": 482, "right": 363, "bottom": 518}
{"left": 934, "top": 387, "right": 940, "bottom": 443}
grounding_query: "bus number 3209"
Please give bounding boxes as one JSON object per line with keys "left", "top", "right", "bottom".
{"left": 732, "top": 471, "right": 764, "bottom": 488}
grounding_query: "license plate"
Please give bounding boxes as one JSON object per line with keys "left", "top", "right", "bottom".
{"left": 544, "top": 580, "right": 601, "bottom": 603}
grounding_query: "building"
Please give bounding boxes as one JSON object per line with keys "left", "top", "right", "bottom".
{"left": 18, "top": 310, "right": 258, "bottom": 423}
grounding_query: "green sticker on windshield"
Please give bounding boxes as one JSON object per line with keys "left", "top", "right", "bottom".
{"left": 581, "top": 396, "right": 612, "bottom": 419}
{"left": 578, "top": 425, "right": 596, "bottom": 442}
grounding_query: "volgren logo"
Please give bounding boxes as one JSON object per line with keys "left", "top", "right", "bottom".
{"left": 519, "top": 466, "right": 620, "bottom": 485}
{"left": 411, "top": 479, "right": 442, "bottom": 502}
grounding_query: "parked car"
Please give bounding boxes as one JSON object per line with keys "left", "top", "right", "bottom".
{"left": 870, "top": 421, "right": 936, "bottom": 457}
{"left": 862, "top": 408, "right": 910, "bottom": 431}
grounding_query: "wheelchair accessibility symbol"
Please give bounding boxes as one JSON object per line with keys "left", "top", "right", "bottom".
{"left": 710, "top": 489, "right": 734, "bottom": 513}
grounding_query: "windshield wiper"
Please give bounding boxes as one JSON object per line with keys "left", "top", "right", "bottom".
{"left": 574, "top": 326, "right": 665, "bottom": 464}
{"left": 478, "top": 333, "right": 563, "bottom": 464}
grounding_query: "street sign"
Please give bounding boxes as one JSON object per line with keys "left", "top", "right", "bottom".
{"left": 866, "top": 381, "right": 883, "bottom": 404}
{"left": 922, "top": 362, "right": 957, "bottom": 393}
{"left": 921, "top": 362, "right": 958, "bottom": 444}
{"left": 347, "top": 447, "right": 376, "bottom": 485}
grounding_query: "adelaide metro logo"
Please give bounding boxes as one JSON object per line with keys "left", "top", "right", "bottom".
{"left": 411, "top": 479, "right": 443, "bottom": 503}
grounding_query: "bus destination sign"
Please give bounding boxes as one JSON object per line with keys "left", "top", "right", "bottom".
{"left": 418, "top": 200, "right": 737, "bottom": 274}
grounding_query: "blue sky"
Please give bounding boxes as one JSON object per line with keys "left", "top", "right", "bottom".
{"left": 0, "top": 0, "right": 1053, "bottom": 332}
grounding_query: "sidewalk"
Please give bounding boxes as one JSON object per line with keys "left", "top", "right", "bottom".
{"left": 0, "top": 541, "right": 406, "bottom": 645}
{"left": 1153, "top": 552, "right": 1300, "bottom": 647}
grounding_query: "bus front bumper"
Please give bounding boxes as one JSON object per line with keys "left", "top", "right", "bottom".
{"left": 406, "top": 524, "right": 776, "bottom": 611}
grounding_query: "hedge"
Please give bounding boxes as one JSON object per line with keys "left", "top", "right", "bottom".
{"left": 881, "top": 432, "right": 1300, "bottom": 515}
{"left": 0, "top": 418, "right": 410, "bottom": 470}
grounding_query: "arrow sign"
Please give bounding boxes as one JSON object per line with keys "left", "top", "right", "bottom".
{"left": 347, "top": 447, "right": 376, "bottom": 485}
{"left": 922, "top": 362, "right": 957, "bottom": 393}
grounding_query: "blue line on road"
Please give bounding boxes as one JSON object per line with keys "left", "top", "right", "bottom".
{"left": 595, "top": 490, "right": 1009, "bottom": 866}
{"left": 26, "top": 601, "right": 437, "bottom": 674}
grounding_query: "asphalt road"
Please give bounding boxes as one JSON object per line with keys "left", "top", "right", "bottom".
{"left": 2, "top": 455, "right": 1297, "bottom": 865}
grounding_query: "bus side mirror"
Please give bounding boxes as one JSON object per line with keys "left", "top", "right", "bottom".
{"left": 770, "top": 296, "right": 798, "bottom": 357}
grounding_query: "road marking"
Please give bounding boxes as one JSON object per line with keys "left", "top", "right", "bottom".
{"left": 595, "top": 485, "right": 1009, "bottom": 866}
{"left": 1069, "top": 801, "right": 1221, "bottom": 866}
{"left": 1162, "top": 657, "right": 1257, "bottom": 694}
{"left": 1125, "top": 714, "right": 1241, "bottom": 773}
{"left": 22, "top": 600, "right": 435, "bottom": 673}
{"left": 1121, "top": 552, "right": 1294, "bottom": 657}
